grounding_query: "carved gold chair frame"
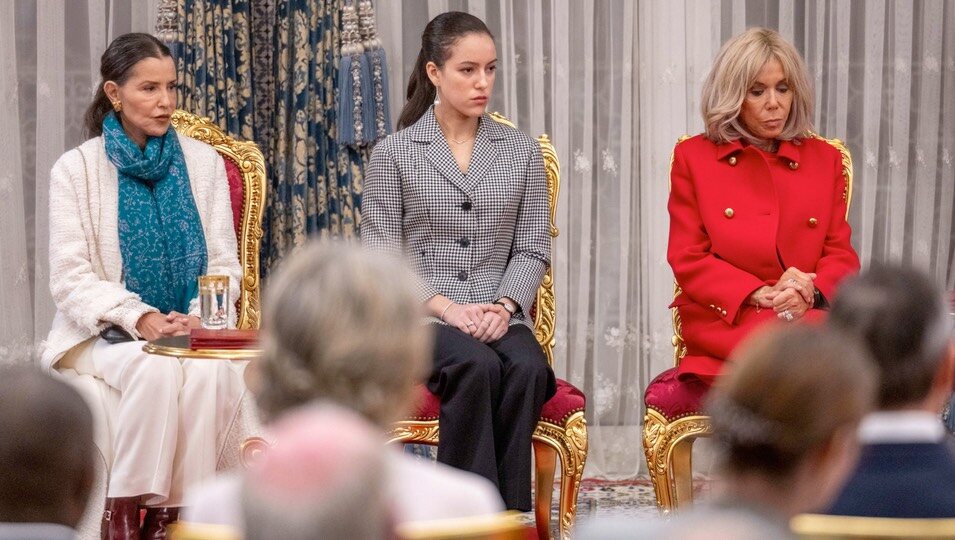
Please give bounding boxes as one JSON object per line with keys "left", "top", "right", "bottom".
{"left": 643, "top": 133, "right": 854, "bottom": 511}
{"left": 387, "top": 113, "right": 587, "bottom": 540}
{"left": 171, "top": 110, "right": 267, "bottom": 331}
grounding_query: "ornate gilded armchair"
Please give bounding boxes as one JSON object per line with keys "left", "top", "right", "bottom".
{"left": 170, "top": 110, "right": 266, "bottom": 330}
{"left": 387, "top": 113, "right": 588, "bottom": 540}
{"left": 642, "top": 134, "right": 854, "bottom": 511}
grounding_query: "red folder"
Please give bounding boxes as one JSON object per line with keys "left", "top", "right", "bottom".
{"left": 189, "top": 329, "right": 259, "bottom": 350}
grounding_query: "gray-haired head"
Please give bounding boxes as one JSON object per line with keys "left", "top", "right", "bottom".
{"left": 253, "top": 240, "right": 431, "bottom": 427}
{"left": 829, "top": 264, "right": 953, "bottom": 409}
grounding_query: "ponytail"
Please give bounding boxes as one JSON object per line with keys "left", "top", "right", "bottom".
{"left": 84, "top": 87, "right": 115, "bottom": 138}
{"left": 396, "top": 11, "right": 493, "bottom": 130}
{"left": 397, "top": 49, "right": 437, "bottom": 130}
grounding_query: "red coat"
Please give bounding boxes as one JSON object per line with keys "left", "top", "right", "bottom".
{"left": 667, "top": 134, "right": 859, "bottom": 381}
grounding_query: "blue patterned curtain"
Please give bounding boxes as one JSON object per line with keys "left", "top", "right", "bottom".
{"left": 263, "top": 1, "right": 368, "bottom": 268}
{"left": 169, "top": 0, "right": 255, "bottom": 141}
{"left": 167, "top": 0, "right": 370, "bottom": 273}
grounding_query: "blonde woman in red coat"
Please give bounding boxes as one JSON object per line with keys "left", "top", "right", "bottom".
{"left": 668, "top": 28, "right": 860, "bottom": 384}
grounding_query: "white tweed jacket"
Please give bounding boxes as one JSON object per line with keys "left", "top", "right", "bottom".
{"left": 40, "top": 133, "right": 242, "bottom": 371}
{"left": 361, "top": 107, "right": 550, "bottom": 326}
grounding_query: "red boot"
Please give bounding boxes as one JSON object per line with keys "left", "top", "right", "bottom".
{"left": 101, "top": 497, "right": 140, "bottom": 540}
{"left": 140, "top": 507, "right": 180, "bottom": 540}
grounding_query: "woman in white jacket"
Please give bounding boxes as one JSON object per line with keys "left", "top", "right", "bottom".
{"left": 41, "top": 33, "right": 242, "bottom": 540}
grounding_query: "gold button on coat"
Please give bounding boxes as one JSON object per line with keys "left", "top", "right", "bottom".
{"left": 728, "top": 156, "right": 737, "bottom": 166}
{"left": 722, "top": 309, "right": 728, "bottom": 317}
{"left": 808, "top": 217, "right": 818, "bottom": 228}
{"left": 724, "top": 208, "right": 734, "bottom": 218}
{"left": 789, "top": 161, "right": 799, "bottom": 170}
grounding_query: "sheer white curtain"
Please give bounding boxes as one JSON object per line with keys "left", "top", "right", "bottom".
{"left": 378, "top": 0, "right": 955, "bottom": 478}
{"left": 0, "top": 0, "right": 158, "bottom": 365}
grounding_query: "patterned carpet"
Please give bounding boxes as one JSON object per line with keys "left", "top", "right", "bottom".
{"left": 519, "top": 475, "right": 713, "bottom": 537}
{"left": 402, "top": 446, "right": 713, "bottom": 536}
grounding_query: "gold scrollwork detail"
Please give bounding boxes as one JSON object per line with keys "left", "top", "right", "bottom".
{"left": 538, "top": 134, "right": 561, "bottom": 239}
{"left": 808, "top": 132, "right": 854, "bottom": 214}
{"left": 534, "top": 268, "right": 557, "bottom": 368}
{"left": 172, "top": 110, "right": 267, "bottom": 330}
{"left": 534, "top": 413, "right": 587, "bottom": 539}
{"left": 643, "top": 409, "right": 712, "bottom": 510}
{"left": 387, "top": 421, "right": 440, "bottom": 445}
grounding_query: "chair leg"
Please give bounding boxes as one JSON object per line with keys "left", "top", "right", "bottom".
{"left": 556, "top": 414, "right": 587, "bottom": 540}
{"left": 643, "top": 410, "right": 712, "bottom": 512}
{"left": 671, "top": 437, "right": 695, "bottom": 507}
{"left": 643, "top": 410, "right": 676, "bottom": 511}
{"left": 533, "top": 440, "right": 557, "bottom": 540}
{"left": 532, "top": 413, "right": 587, "bottom": 540}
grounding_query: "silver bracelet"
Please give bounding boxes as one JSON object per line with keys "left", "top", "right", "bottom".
{"left": 439, "top": 300, "right": 455, "bottom": 321}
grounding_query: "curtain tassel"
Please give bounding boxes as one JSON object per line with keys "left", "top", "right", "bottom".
{"left": 357, "top": 0, "right": 391, "bottom": 143}
{"left": 337, "top": 3, "right": 365, "bottom": 146}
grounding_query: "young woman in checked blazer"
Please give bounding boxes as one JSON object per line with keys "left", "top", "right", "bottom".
{"left": 361, "top": 11, "right": 556, "bottom": 511}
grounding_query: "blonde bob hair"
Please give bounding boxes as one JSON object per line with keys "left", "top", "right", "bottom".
{"left": 253, "top": 240, "right": 431, "bottom": 427}
{"left": 701, "top": 27, "right": 814, "bottom": 144}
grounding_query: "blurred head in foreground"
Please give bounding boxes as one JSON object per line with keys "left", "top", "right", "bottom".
{"left": 707, "top": 325, "right": 876, "bottom": 517}
{"left": 252, "top": 240, "right": 431, "bottom": 426}
{"left": 241, "top": 403, "right": 390, "bottom": 540}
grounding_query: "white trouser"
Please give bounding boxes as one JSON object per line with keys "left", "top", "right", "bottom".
{"left": 66, "top": 338, "right": 246, "bottom": 507}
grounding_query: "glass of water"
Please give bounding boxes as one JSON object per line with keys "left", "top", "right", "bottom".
{"left": 198, "top": 275, "right": 230, "bottom": 330}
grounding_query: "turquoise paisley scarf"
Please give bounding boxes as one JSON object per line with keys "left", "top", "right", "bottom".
{"left": 103, "top": 111, "right": 207, "bottom": 314}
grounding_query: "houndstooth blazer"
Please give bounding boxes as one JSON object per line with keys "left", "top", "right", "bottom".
{"left": 361, "top": 106, "right": 550, "bottom": 326}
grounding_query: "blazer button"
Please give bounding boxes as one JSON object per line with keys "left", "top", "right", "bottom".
{"left": 808, "top": 217, "right": 818, "bottom": 228}
{"left": 722, "top": 309, "right": 728, "bottom": 317}
{"left": 789, "top": 161, "right": 799, "bottom": 170}
{"left": 724, "top": 208, "right": 734, "bottom": 218}
{"left": 460, "top": 201, "right": 472, "bottom": 211}
{"left": 458, "top": 237, "right": 470, "bottom": 248}
{"left": 457, "top": 270, "right": 468, "bottom": 282}
{"left": 728, "top": 156, "right": 738, "bottom": 166}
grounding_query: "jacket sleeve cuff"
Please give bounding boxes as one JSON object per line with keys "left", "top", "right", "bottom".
{"left": 107, "top": 299, "right": 159, "bottom": 339}
{"left": 706, "top": 276, "right": 766, "bottom": 326}
{"left": 496, "top": 260, "right": 547, "bottom": 319}
{"left": 414, "top": 278, "right": 440, "bottom": 305}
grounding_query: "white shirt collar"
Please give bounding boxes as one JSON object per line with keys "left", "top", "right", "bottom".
{"left": 857, "top": 410, "right": 946, "bottom": 444}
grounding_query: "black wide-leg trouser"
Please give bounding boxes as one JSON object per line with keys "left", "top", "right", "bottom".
{"left": 427, "top": 323, "right": 557, "bottom": 511}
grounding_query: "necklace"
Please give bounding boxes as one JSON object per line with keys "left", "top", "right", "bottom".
{"left": 436, "top": 116, "right": 477, "bottom": 145}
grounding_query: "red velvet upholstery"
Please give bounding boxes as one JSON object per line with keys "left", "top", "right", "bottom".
{"left": 222, "top": 156, "right": 245, "bottom": 239}
{"left": 541, "top": 379, "right": 586, "bottom": 424}
{"left": 643, "top": 367, "right": 710, "bottom": 421}
{"left": 410, "top": 379, "right": 586, "bottom": 425}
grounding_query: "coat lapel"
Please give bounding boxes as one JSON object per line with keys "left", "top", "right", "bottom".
{"left": 463, "top": 117, "right": 502, "bottom": 193}
{"left": 409, "top": 108, "right": 470, "bottom": 194}
{"left": 410, "top": 108, "right": 504, "bottom": 195}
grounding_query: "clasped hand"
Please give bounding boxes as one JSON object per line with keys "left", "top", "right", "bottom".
{"left": 136, "top": 311, "right": 201, "bottom": 341}
{"left": 750, "top": 267, "right": 817, "bottom": 322}
{"left": 443, "top": 302, "right": 510, "bottom": 343}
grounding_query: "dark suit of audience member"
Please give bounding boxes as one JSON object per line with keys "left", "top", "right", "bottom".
{"left": 0, "top": 366, "right": 95, "bottom": 539}
{"left": 826, "top": 265, "right": 955, "bottom": 518}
